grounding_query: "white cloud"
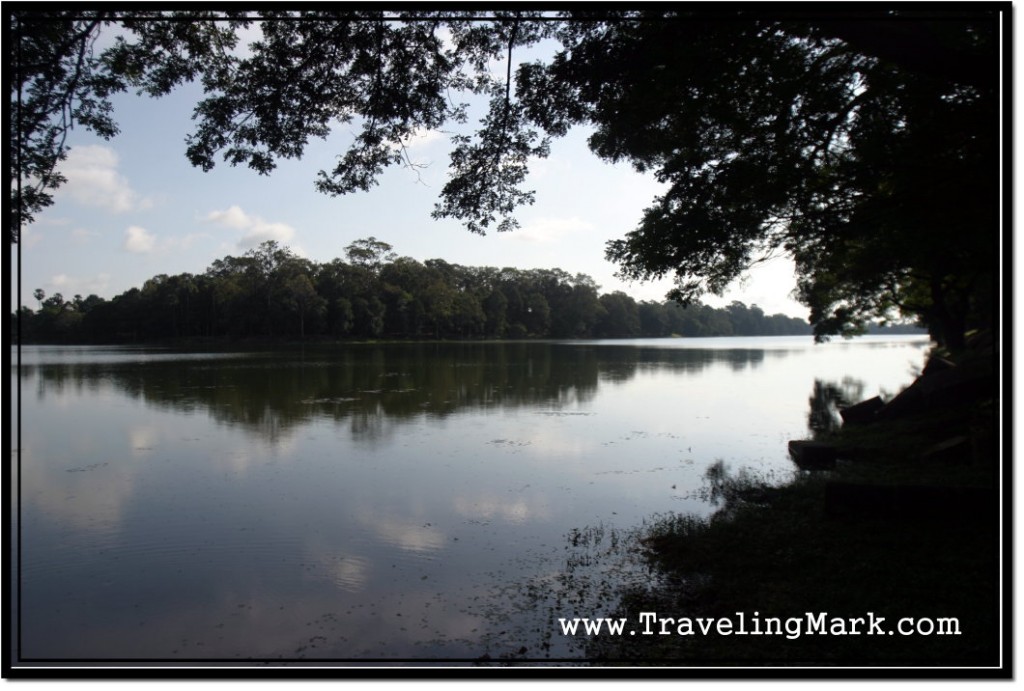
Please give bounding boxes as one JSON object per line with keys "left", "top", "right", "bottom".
{"left": 239, "top": 222, "right": 295, "bottom": 249}
{"left": 122, "top": 225, "right": 209, "bottom": 256}
{"left": 58, "top": 145, "right": 153, "bottom": 213}
{"left": 45, "top": 272, "right": 111, "bottom": 297}
{"left": 124, "top": 225, "right": 156, "bottom": 254}
{"left": 204, "top": 205, "right": 252, "bottom": 230}
{"left": 501, "top": 216, "right": 593, "bottom": 244}
{"left": 204, "top": 205, "right": 297, "bottom": 250}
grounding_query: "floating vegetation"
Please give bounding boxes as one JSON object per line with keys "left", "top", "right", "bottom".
{"left": 680, "top": 459, "right": 791, "bottom": 510}
{"left": 300, "top": 397, "right": 360, "bottom": 404}
{"left": 463, "top": 520, "right": 658, "bottom": 663}
{"left": 65, "top": 462, "right": 109, "bottom": 473}
{"left": 486, "top": 439, "right": 531, "bottom": 447}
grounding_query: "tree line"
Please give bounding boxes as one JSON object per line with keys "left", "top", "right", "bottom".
{"left": 13, "top": 238, "right": 854, "bottom": 344}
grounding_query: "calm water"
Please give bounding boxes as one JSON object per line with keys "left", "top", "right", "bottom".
{"left": 11, "top": 336, "right": 929, "bottom": 663}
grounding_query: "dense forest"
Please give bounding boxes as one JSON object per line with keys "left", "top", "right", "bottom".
{"left": 12, "top": 238, "right": 922, "bottom": 345}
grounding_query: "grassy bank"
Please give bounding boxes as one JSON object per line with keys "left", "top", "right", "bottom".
{"left": 581, "top": 349, "right": 1002, "bottom": 667}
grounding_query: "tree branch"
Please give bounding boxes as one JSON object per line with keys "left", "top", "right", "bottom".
{"left": 505, "top": 16, "right": 518, "bottom": 111}
{"left": 813, "top": 17, "right": 996, "bottom": 91}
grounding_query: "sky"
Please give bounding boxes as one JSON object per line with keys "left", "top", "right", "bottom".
{"left": 12, "top": 24, "right": 812, "bottom": 320}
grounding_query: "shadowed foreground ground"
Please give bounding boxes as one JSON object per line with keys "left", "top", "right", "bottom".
{"left": 553, "top": 336, "right": 1002, "bottom": 668}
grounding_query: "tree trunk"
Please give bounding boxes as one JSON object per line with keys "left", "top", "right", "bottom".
{"left": 930, "top": 277, "right": 967, "bottom": 353}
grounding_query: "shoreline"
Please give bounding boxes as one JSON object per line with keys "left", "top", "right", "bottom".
{"left": 573, "top": 337, "right": 1002, "bottom": 665}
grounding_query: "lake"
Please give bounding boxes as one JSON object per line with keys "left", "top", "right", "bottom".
{"left": 11, "top": 335, "right": 930, "bottom": 664}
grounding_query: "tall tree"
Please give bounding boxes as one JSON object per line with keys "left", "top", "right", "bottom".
{"left": 579, "top": 13, "right": 999, "bottom": 350}
{"left": 345, "top": 237, "right": 397, "bottom": 274}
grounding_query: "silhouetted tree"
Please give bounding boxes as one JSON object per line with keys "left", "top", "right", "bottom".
{"left": 482, "top": 287, "right": 509, "bottom": 338}
{"left": 597, "top": 292, "right": 640, "bottom": 338}
{"left": 345, "top": 237, "right": 397, "bottom": 274}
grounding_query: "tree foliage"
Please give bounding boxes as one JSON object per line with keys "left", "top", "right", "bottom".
{"left": 15, "top": 240, "right": 831, "bottom": 344}
{"left": 9, "top": 8, "right": 1002, "bottom": 350}
{"left": 586, "top": 13, "right": 999, "bottom": 350}
{"left": 9, "top": 9, "right": 245, "bottom": 237}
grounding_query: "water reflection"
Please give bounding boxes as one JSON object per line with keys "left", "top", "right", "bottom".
{"left": 807, "top": 377, "right": 868, "bottom": 435}
{"left": 12, "top": 337, "right": 930, "bottom": 662}
{"left": 18, "top": 342, "right": 800, "bottom": 444}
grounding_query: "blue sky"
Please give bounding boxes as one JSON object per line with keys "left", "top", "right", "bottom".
{"left": 13, "top": 29, "right": 809, "bottom": 319}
